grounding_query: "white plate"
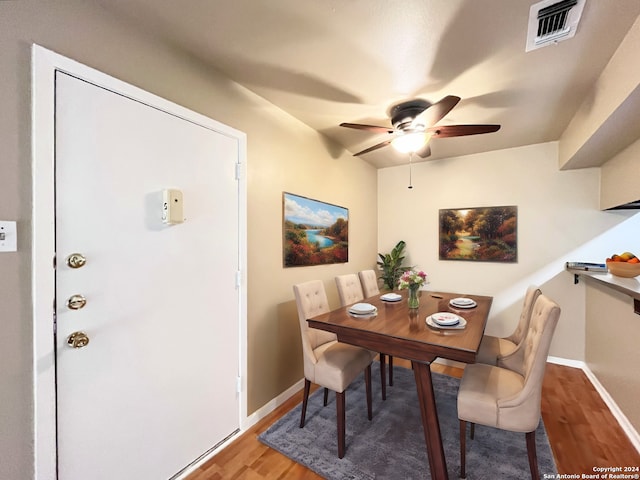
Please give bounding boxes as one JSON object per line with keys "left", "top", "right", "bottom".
{"left": 349, "top": 303, "right": 377, "bottom": 314}
{"left": 450, "top": 298, "right": 477, "bottom": 309}
{"left": 426, "top": 315, "right": 467, "bottom": 330}
{"left": 380, "top": 293, "right": 402, "bottom": 302}
{"left": 431, "top": 312, "right": 461, "bottom": 326}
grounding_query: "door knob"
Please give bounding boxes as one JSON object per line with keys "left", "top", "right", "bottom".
{"left": 66, "top": 253, "right": 87, "bottom": 269}
{"left": 67, "top": 294, "right": 87, "bottom": 310}
{"left": 67, "top": 331, "right": 90, "bottom": 348}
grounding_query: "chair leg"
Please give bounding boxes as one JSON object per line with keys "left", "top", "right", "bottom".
{"left": 525, "top": 431, "right": 540, "bottom": 480}
{"left": 389, "top": 355, "right": 394, "bottom": 386}
{"left": 470, "top": 422, "right": 475, "bottom": 440}
{"left": 300, "top": 379, "right": 311, "bottom": 428}
{"left": 323, "top": 387, "right": 329, "bottom": 406}
{"left": 459, "top": 420, "right": 467, "bottom": 479}
{"left": 365, "top": 364, "right": 372, "bottom": 420}
{"left": 336, "top": 390, "right": 346, "bottom": 458}
{"left": 379, "top": 353, "right": 387, "bottom": 400}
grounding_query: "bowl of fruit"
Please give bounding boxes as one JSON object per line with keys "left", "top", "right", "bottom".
{"left": 606, "top": 252, "right": 640, "bottom": 278}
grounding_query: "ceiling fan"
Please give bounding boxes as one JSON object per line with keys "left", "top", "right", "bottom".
{"left": 340, "top": 95, "right": 501, "bottom": 158}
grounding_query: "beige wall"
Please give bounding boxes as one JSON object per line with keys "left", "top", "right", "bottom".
{"left": 585, "top": 281, "right": 640, "bottom": 432}
{"left": 0, "top": 2, "right": 377, "bottom": 477}
{"left": 558, "top": 15, "right": 640, "bottom": 170}
{"left": 601, "top": 137, "right": 640, "bottom": 210}
{"left": 378, "top": 142, "right": 636, "bottom": 361}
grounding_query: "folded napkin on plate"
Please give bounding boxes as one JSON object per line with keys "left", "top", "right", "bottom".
{"left": 380, "top": 293, "right": 402, "bottom": 302}
{"left": 449, "top": 297, "right": 477, "bottom": 308}
{"left": 450, "top": 297, "right": 474, "bottom": 305}
{"left": 426, "top": 315, "right": 467, "bottom": 329}
{"left": 349, "top": 303, "right": 377, "bottom": 314}
{"left": 431, "top": 312, "right": 461, "bottom": 326}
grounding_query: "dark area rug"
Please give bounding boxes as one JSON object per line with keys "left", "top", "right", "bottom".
{"left": 259, "top": 362, "right": 557, "bottom": 479}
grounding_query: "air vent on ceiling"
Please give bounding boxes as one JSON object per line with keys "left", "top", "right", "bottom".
{"left": 526, "top": 0, "right": 585, "bottom": 52}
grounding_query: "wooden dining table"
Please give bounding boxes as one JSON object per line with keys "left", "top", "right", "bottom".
{"left": 307, "top": 289, "right": 493, "bottom": 480}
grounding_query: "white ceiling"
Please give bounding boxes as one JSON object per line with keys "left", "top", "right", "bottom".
{"left": 97, "top": 0, "right": 640, "bottom": 168}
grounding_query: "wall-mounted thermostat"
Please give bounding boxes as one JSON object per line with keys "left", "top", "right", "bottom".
{"left": 0, "top": 221, "right": 17, "bottom": 252}
{"left": 162, "top": 189, "right": 185, "bottom": 225}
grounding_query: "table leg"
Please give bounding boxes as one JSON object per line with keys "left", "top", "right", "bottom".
{"left": 380, "top": 354, "right": 387, "bottom": 400}
{"left": 412, "top": 361, "right": 449, "bottom": 480}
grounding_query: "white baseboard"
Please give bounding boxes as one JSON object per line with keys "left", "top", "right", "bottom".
{"left": 243, "top": 378, "right": 306, "bottom": 430}
{"left": 548, "top": 356, "right": 640, "bottom": 455}
{"left": 547, "top": 355, "right": 585, "bottom": 369}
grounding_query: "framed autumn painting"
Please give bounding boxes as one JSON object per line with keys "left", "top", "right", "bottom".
{"left": 439, "top": 206, "right": 517, "bottom": 262}
{"left": 283, "top": 192, "right": 349, "bottom": 267}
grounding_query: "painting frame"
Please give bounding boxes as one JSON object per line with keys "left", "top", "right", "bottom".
{"left": 439, "top": 205, "right": 517, "bottom": 263}
{"left": 282, "top": 192, "right": 349, "bottom": 268}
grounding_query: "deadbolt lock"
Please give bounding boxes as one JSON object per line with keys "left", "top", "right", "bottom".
{"left": 67, "top": 331, "right": 90, "bottom": 348}
{"left": 66, "top": 253, "right": 87, "bottom": 269}
{"left": 67, "top": 294, "right": 87, "bottom": 310}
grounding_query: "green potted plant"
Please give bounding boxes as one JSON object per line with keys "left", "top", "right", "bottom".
{"left": 377, "top": 240, "right": 412, "bottom": 290}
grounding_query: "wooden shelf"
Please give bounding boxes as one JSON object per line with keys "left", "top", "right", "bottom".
{"left": 568, "top": 268, "right": 640, "bottom": 315}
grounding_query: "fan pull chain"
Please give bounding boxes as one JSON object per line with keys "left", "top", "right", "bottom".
{"left": 408, "top": 153, "right": 414, "bottom": 189}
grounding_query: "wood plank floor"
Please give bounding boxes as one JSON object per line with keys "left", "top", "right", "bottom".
{"left": 187, "top": 360, "right": 640, "bottom": 479}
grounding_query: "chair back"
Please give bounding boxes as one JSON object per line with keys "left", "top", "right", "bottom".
{"left": 498, "top": 286, "right": 542, "bottom": 372}
{"left": 293, "top": 281, "right": 338, "bottom": 376}
{"left": 506, "top": 285, "right": 542, "bottom": 345}
{"left": 358, "top": 270, "right": 380, "bottom": 298}
{"left": 335, "top": 274, "right": 364, "bottom": 307}
{"left": 498, "top": 294, "right": 560, "bottom": 432}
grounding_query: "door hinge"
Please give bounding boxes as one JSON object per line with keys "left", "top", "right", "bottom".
{"left": 236, "top": 376, "right": 242, "bottom": 393}
{"left": 235, "top": 163, "right": 243, "bottom": 181}
{"left": 235, "top": 270, "right": 241, "bottom": 288}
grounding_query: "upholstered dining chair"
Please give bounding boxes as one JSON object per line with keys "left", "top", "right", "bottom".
{"left": 335, "top": 273, "right": 366, "bottom": 306}
{"left": 457, "top": 294, "right": 561, "bottom": 479}
{"left": 358, "top": 269, "right": 380, "bottom": 298}
{"left": 335, "top": 273, "right": 389, "bottom": 399}
{"left": 293, "top": 280, "right": 374, "bottom": 458}
{"left": 475, "top": 285, "right": 542, "bottom": 368}
{"left": 358, "top": 269, "right": 395, "bottom": 387}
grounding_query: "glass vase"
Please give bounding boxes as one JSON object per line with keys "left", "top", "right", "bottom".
{"left": 408, "top": 285, "right": 420, "bottom": 309}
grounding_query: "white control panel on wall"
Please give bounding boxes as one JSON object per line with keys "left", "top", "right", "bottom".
{"left": 162, "top": 189, "right": 185, "bottom": 225}
{"left": 0, "top": 221, "right": 17, "bottom": 252}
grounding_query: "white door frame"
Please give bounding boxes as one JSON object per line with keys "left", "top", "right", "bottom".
{"left": 31, "top": 45, "right": 248, "bottom": 480}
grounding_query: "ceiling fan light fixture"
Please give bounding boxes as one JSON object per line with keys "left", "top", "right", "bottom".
{"left": 340, "top": 95, "right": 499, "bottom": 158}
{"left": 392, "top": 131, "right": 431, "bottom": 153}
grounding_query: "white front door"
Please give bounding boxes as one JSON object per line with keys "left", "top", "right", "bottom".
{"left": 54, "top": 71, "right": 241, "bottom": 480}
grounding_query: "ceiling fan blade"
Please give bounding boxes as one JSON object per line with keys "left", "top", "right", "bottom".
{"left": 340, "top": 122, "right": 394, "bottom": 134}
{"left": 413, "top": 95, "right": 461, "bottom": 128}
{"left": 416, "top": 143, "right": 432, "bottom": 158}
{"left": 427, "top": 124, "right": 501, "bottom": 138}
{"left": 353, "top": 139, "right": 393, "bottom": 156}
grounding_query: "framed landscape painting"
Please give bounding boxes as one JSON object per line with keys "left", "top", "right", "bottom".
{"left": 439, "top": 205, "right": 517, "bottom": 262}
{"left": 283, "top": 192, "right": 349, "bottom": 267}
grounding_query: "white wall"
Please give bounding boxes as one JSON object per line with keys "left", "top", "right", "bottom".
{"left": 378, "top": 142, "right": 635, "bottom": 361}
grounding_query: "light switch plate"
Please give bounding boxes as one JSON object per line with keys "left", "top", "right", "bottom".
{"left": 0, "top": 221, "right": 17, "bottom": 252}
